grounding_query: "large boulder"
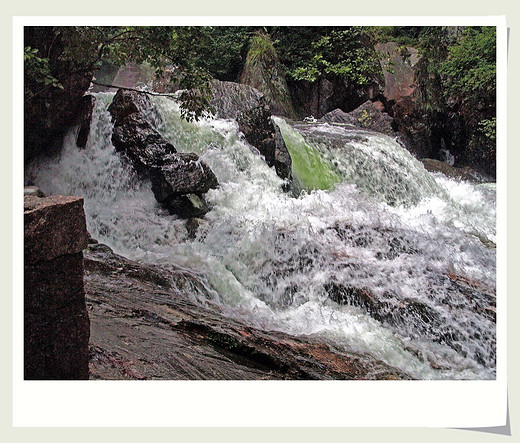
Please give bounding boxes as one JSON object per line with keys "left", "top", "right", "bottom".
{"left": 239, "top": 32, "right": 297, "bottom": 119}
{"left": 375, "top": 42, "right": 439, "bottom": 159}
{"left": 209, "top": 80, "right": 264, "bottom": 120}
{"left": 108, "top": 89, "right": 218, "bottom": 218}
{"left": 108, "top": 89, "right": 173, "bottom": 172}
{"left": 210, "top": 80, "right": 293, "bottom": 181}
{"left": 24, "top": 194, "right": 90, "bottom": 380}
{"left": 376, "top": 42, "right": 420, "bottom": 103}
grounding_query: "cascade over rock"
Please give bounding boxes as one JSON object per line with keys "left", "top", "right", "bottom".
{"left": 108, "top": 89, "right": 218, "bottom": 218}
{"left": 24, "top": 194, "right": 90, "bottom": 379}
{"left": 85, "top": 242, "right": 408, "bottom": 380}
{"left": 209, "top": 80, "right": 293, "bottom": 181}
{"left": 27, "top": 90, "right": 497, "bottom": 380}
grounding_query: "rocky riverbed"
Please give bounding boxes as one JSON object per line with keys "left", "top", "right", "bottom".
{"left": 85, "top": 242, "right": 408, "bottom": 380}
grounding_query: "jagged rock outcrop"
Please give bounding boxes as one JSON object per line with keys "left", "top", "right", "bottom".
{"left": 239, "top": 32, "right": 297, "bottom": 119}
{"left": 320, "top": 101, "right": 393, "bottom": 135}
{"left": 108, "top": 89, "right": 218, "bottom": 218}
{"left": 24, "top": 194, "right": 90, "bottom": 379}
{"left": 210, "top": 80, "right": 293, "bottom": 181}
{"left": 85, "top": 242, "right": 408, "bottom": 380}
{"left": 289, "top": 76, "right": 381, "bottom": 121}
{"left": 376, "top": 42, "right": 421, "bottom": 103}
{"left": 375, "top": 42, "right": 437, "bottom": 159}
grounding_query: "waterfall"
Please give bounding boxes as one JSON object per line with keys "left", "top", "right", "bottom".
{"left": 26, "top": 92, "right": 497, "bottom": 380}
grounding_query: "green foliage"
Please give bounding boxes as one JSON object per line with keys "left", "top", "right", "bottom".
{"left": 246, "top": 32, "right": 278, "bottom": 65}
{"left": 270, "top": 27, "right": 381, "bottom": 87}
{"left": 283, "top": 28, "right": 380, "bottom": 86}
{"left": 24, "top": 46, "right": 63, "bottom": 101}
{"left": 477, "top": 117, "right": 496, "bottom": 142}
{"left": 366, "top": 26, "right": 423, "bottom": 47}
{"left": 357, "top": 109, "right": 372, "bottom": 128}
{"left": 440, "top": 27, "right": 496, "bottom": 107}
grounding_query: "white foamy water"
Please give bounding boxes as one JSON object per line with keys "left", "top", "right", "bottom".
{"left": 26, "top": 92, "right": 497, "bottom": 380}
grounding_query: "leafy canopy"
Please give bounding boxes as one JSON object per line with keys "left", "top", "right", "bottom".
{"left": 440, "top": 27, "right": 496, "bottom": 107}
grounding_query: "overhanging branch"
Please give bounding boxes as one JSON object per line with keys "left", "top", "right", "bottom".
{"left": 91, "top": 81, "right": 179, "bottom": 98}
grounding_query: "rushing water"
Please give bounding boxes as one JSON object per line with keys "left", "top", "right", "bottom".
{"left": 26, "top": 92, "right": 497, "bottom": 380}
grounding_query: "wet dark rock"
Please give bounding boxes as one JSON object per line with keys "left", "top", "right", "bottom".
{"left": 209, "top": 80, "right": 292, "bottom": 181}
{"left": 237, "top": 104, "right": 292, "bottom": 180}
{"left": 289, "top": 71, "right": 382, "bottom": 120}
{"left": 420, "top": 158, "right": 487, "bottom": 183}
{"left": 319, "top": 108, "right": 358, "bottom": 125}
{"left": 75, "top": 94, "right": 95, "bottom": 148}
{"left": 24, "top": 27, "right": 94, "bottom": 163}
{"left": 150, "top": 153, "right": 218, "bottom": 202}
{"left": 84, "top": 243, "right": 408, "bottom": 380}
{"left": 163, "top": 194, "right": 211, "bottom": 219}
{"left": 186, "top": 217, "right": 204, "bottom": 239}
{"left": 390, "top": 96, "right": 434, "bottom": 159}
{"left": 108, "top": 89, "right": 218, "bottom": 218}
{"left": 108, "top": 89, "right": 176, "bottom": 172}
{"left": 24, "top": 194, "right": 90, "bottom": 379}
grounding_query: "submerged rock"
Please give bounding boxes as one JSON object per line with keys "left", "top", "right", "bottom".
{"left": 24, "top": 194, "right": 90, "bottom": 379}
{"left": 108, "top": 89, "right": 218, "bottom": 218}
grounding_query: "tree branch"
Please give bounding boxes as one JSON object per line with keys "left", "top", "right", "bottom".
{"left": 91, "top": 81, "right": 179, "bottom": 97}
